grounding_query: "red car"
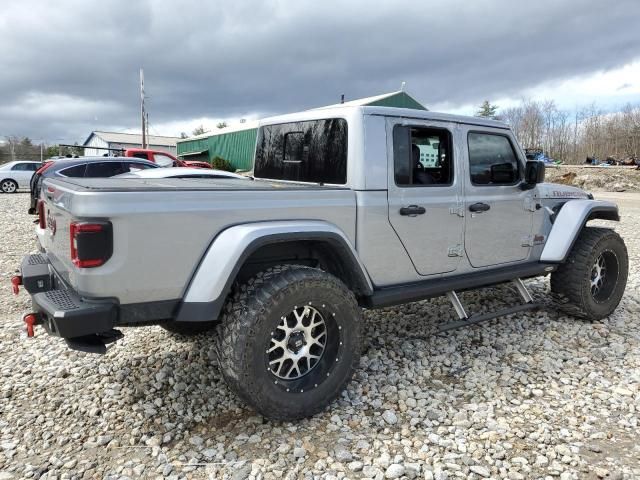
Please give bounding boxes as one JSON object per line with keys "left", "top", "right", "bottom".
{"left": 125, "top": 148, "right": 212, "bottom": 169}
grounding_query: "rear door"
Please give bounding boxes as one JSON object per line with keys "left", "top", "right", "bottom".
{"left": 387, "top": 119, "right": 464, "bottom": 276}
{"left": 11, "top": 163, "right": 37, "bottom": 188}
{"left": 461, "top": 127, "right": 534, "bottom": 267}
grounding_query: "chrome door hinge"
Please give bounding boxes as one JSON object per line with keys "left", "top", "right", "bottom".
{"left": 524, "top": 197, "right": 537, "bottom": 212}
{"left": 447, "top": 244, "right": 464, "bottom": 257}
{"left": 449, "top": 203, "right": 465, "bottom": 217}
{"left": 521, "top": 234, "right": 546, "bottom": 247}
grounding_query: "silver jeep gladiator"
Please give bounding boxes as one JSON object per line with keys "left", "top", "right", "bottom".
{"left": 17, "top": 106, "right": 628, "bottom": 420}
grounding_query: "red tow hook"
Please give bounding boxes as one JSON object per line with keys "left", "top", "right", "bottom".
{"left": 11, "top": 275, "right": 22, "bottom": 295}
{"left": 23, "top": 313, "right": 39, "bottom": 337}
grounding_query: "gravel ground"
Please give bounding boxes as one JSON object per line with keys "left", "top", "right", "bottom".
{"left": 545, "top": 166, "right": 640, "bottom": 192}
{"left": 0, "top": 192, "right": 638, "bottom": 480}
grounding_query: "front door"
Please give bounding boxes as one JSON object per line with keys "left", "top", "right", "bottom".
{"left": 462, "top": 127, "right": 534, "bottom": 268}
{"left": 387, "top": 120, "right": 464, "bottom": 276}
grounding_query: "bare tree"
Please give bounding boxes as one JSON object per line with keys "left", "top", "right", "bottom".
{"left": 500, "top": 98, "right": 640, "bottom": 164}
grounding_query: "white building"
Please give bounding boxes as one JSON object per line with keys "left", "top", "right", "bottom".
{"left": 82, "top": 131, "right": 180, "bottom": 156}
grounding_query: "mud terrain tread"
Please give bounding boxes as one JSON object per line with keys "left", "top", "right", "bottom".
{"left": 550, "top": 227, "right": 627, "bottom": 320}
{"left": 215, "top": 265, "right": 361, "bottom": 419}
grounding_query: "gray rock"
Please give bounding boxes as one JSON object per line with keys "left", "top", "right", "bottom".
{"left": 232, "top": 462, "right": 252, "bottom": 480}
{"left": 382, "top": 410, "right": 398, "bottom": 425}
{"left": 385, "top": 463, "right": 405, "bottom": 479}
{"left": 334, "top": 445, "right": 353, "bottom": 463}
{"left": 362, "top": 466, "right": 380, "bottom": 478}
{"left": 469, "top": 465, "right": 490, "bottom": 478}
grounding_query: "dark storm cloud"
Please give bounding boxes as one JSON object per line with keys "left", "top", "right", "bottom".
{"left": 1, "top": 0, "right": 639, "bottom": 141}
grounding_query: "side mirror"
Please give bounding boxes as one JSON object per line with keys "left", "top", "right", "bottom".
{"left": 521, "top": 160, "right": 545, "bottom": 190}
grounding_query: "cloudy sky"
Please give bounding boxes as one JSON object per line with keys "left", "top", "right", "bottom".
{"left": 1, "top": 0, "right": 639, "bottom": 143}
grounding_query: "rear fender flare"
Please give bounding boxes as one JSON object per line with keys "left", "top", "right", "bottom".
{"left": 540, "top": 200, "right": 620, "bottom": 262}
{"left": 175, "top": 221, "right": 372, "bottom": 322}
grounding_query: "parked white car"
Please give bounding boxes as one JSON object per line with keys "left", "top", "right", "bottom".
{"left": 114, "top": 167, "right": 247, "bottom": 180}
{"left": 0, "top": 161, "right": 41, "bottom": 193}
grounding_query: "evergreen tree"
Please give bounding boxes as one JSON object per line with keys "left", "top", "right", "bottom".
{"left": 476, "top": 100, "right": 499, "bottom": 119}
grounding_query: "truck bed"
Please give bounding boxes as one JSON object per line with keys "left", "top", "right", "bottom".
{"left": 40, "top": 177, "right": 356, "bottom": 305}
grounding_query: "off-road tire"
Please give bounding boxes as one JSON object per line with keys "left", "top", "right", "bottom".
{"left": 160, "top": 321, "right": 217, "bottom": 336}
{"left": 550, "top": 227, "right": 628, "bottom": 320}
{"left": 215, "top": 265, "right": 361, "bottom": 420}
{"left": 1, "top": 179, "right": 18, "bottom": 193}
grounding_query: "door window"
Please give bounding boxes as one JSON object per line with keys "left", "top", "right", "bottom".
{"left": 467, "top": 133, "right": 521, "bottom": 185}
{"left": 85, "top": 162, "right": 126, "bottom": 177}
{"left": 393, "top": 126, "right": 453, "bottom": 186}
{"left": 12, "top": 163, "right": 34, "bottom": 171}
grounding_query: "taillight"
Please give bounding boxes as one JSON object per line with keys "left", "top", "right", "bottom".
{"left": 37, "top": 200, "right": 45, "bottom": 229}
{"left": 69, "top": 221, "right": 113, "bottom": 268}
{"left": 35, "top": 161, "right": 54, "bottom": 176}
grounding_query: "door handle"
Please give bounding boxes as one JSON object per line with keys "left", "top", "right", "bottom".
{"left": 469, "top": 202, "right": 490, "bottom": 213}
{"left": 399, "top": 205, "right": 426, "bottom": 216}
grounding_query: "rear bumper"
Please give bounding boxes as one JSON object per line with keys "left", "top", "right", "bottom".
{"left": 20, "top": 253, "right": 117, "bottom": 339}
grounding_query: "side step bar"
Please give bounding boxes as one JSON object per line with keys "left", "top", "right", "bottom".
{"left": 438, "top": 303, "right": 541, "bottom": 333}
{"left": 439, "top": 279, "right": 540, "bottom": 333}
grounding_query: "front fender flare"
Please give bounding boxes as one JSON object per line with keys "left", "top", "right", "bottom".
{"left": 540, "top": 200, "right": 620, "bottom": 263}
{"left": 175, "top": 221, "right": 372, "bottom": 322}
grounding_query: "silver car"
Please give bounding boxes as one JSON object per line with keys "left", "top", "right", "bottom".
{"left": 0, "top": 160, "right": 41, "bottom": 193}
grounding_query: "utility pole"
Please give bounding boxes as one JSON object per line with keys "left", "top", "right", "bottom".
{"left": 140, "top": 68, "right": 146, "bottom": 148}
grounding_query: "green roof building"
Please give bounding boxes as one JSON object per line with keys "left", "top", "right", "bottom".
{"left": 176, "top": 90, "right": 426, "bottom": 171}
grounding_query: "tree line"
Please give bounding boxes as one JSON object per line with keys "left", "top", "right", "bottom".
{"left": 0, "top": 136, "right": 83, "bottom": 165}
{"left": 4, "top": 103, "right": 638, "bottom": 166}
{"left": 477, "top": 100, "right": 640, "bottom": 164}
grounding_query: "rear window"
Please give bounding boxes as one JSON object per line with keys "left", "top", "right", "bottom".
{"left": 85, "top": 162, "right": 126, "bottom": 177}
{"left": 58, "top": 164, "right": 87, "bottom": 177}
{"left": 254, "top": 118, "right": 347, "bottom": 184}
{"left": 125, "top": 162, "right": 155, "bottom": 172}
{"left": 153, "top": 153, "right": 175, "bottom": 167}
